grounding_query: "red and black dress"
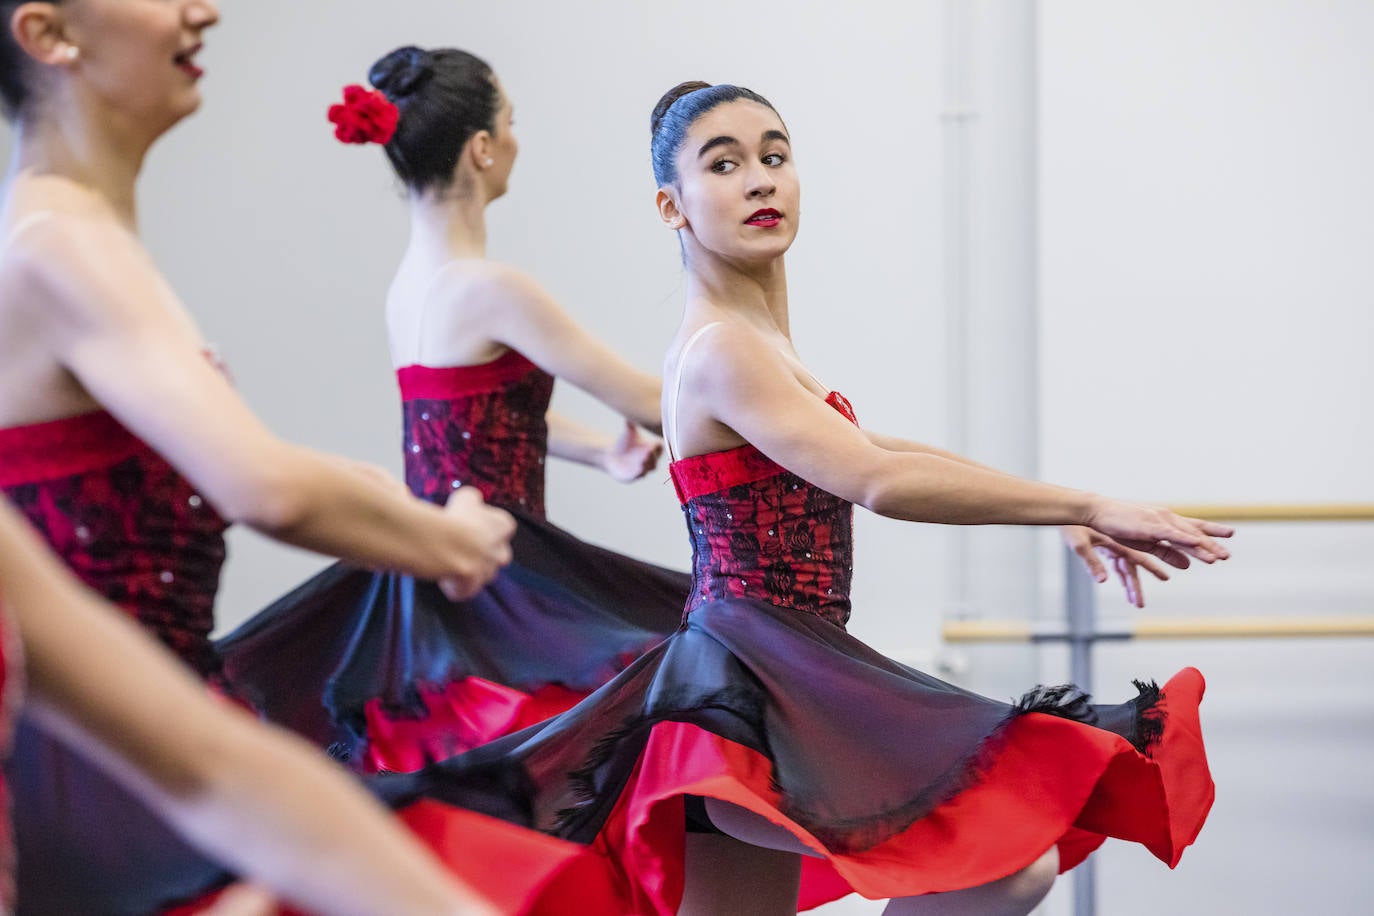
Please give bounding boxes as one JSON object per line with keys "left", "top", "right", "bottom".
{"left": 216, "top": 349, "right": 688, "bottom": 773}
{"left": 379, "top": 389, "right": 1214, "bottom": 913}
{"left": 0, "top": 409, "right": 239, "bottom": 914}
{"left": 0, "top": 601, "right": 22, "bottom": 914}
{"left": 0, "top": 408, "right": 618, "bottom": 916}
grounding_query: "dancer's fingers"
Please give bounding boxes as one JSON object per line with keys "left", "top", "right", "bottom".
{"left": 1115, "top": 554, "right": 1144, "bottom": 608}
{"left": 1184, "top": 517, "right": 1235, "bottom": 538}
{"left": 1145, "top": 541, "right": 1190, "bottom": 571}
{"left": 1074, "top": 542, "right": 1109, "bottom": 583}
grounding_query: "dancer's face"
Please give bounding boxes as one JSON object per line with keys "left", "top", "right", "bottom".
{"left": 28, "top": 0, "right": 219, "bottom": 133}
{"left": 481, "top": 78, "right": 519, "bottom": 200}
{"left": 658, "top": 100, "right": 798, "bottom": 264}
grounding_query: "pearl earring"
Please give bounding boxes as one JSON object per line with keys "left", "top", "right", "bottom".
{"left": 64, "top": 45, "right": 80, "bottom": 62}
{"left": 484, "top": 158, "right": 494, "bottom": 166}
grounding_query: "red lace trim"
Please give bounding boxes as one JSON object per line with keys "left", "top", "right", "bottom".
{"left": 398, "top": 350, "right": 541, "bottom": 401}
{"left": 826, "top": 390, "right": 858, "bottom": 425}
{"left": 668, "top": 391, "right": 858, "bottom": 504}
{"left": 669, "top": 444, "right": 781, "bottom": 504}
{"left": 0, "top": 410, "right": 147, "bottom": 487}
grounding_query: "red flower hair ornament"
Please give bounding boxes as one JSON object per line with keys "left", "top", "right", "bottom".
{"left": 328, "top": 84, "right": 399, "bottom": 145}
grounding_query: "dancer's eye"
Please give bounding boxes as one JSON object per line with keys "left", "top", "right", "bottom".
{"left": 711, "top": 159, "right": 738, "bottom": 174}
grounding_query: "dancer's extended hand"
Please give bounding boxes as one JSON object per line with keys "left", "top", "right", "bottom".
{"left": 1084, "top": 500, "right": 1234, "bottom": 565}
{"left": 439, "top": 487, "right": 515, "bottom": 600}
{"left": 1061, "top": 525, "right": 1189, "bottom": 608}
{"left": 603, "top": 420, "right": 663, "bottom": 482}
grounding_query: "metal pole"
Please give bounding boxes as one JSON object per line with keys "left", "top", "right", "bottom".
{"left": 1064, "top": 544, "right": 1098, "bottom": 916}
{"left": 942, "top": 0, "right": 974, "bottom": 622}
{"left": 941, "top": 0, "right": 1042, "bottom": 693}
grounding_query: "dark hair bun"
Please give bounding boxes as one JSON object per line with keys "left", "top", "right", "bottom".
{"left": 650, "top": 81, "right": 711, "bottom": 137}
{"left": 369, "top": 46, "right": 434, "bottom": 100}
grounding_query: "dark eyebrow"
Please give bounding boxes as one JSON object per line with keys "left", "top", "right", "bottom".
{"left": 697, "top": 129, "right": 791, "bottom": 160}
{"left": 697, "top": 135, "right": 738, "bottom": 158}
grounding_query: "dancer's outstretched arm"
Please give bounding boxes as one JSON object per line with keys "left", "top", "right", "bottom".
{"left": 0, "top": 500, "right": 497, "bottom": 916}
{"left": 432, "top": 262, "right": 663, "bottom": 432}
{"left": 12, "top": 214, "right": 512, "bottom": 597}
{"left": 862, "top": 430, "right": 1185, "bottom": 606}
{"left": 681, "top": 321, "right": 1233, "bottom": 561}
{"left": 546, "top": 413, "right": 662, "bottom": 482}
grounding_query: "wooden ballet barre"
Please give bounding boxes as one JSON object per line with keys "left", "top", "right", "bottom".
{"left": 942, "top": 615, "right": 1374, "bottom": 643}
{"left": 1165, "top": 503, "right": 1374, "bottom": 522}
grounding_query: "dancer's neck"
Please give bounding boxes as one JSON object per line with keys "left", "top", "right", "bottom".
{"left": 684, "top": 249, "right": 791, "bottom": 339}
{"left": 408, "top": 188, "right": 488, "bottom": 262}
{"left": 8, "top": 107, "right": 153, "bottom": 232}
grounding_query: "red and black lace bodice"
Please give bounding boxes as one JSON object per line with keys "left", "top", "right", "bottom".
{"left": 398, "top": 349, "right": 555, "bottom": 518}
{"left": 669, "top": 391, "right": 858, "bottom": 627}
{"left": 0, "top": 411, "right": 228, "bottom": 677}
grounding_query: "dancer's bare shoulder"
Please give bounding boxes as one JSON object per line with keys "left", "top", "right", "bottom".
{"left": 1, "top": 178, "right": 150, "bottom": 304}
{"left": 438, "top": 259, "right": 552, "bottom": 320}
{"left": 672, "top": 316, "right": 788, "bottom": 402}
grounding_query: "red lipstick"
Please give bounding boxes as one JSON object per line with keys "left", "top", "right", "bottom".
{"left": 745, "top": 208, "right": 782, "bottom": 228}
{"left": 175, "top": 44, "right": 204, "bottom": 80}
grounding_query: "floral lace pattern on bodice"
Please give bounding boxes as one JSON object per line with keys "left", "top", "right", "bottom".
{"left": 399, "top": 350, "right": 554, "bottom": 518}
{"left": 0, "top": 411, "right": 228, "bottom": 676}
{"left": 670, "top": 392, "right": 858, "bottom": 627}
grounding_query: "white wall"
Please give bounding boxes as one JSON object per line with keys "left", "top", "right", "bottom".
{"left": 1037, "top": 2, "right": 1374, "bottom": 914}
{"left": 3, "top": 1, "right": 1370, "bottom": 913}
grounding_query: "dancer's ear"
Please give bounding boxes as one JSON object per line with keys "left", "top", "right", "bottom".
{"left": 656, "top": 187, "right": 686, "bottom": 231}
{"left": 11, "top": 2, "right": 75, "bottom": 69}
{"left": 468, "top": 130, "right": 493, "bottom": 170}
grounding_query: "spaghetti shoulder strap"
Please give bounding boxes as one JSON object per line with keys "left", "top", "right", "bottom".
{"left": 665, "top": 320, "right": 725, "bottom": 462}
{"left": 0, "top": 211, "right": 57, "bottom": 256}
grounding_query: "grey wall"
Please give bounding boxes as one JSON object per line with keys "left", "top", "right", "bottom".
{"left": 3, "top": 2, "right": 1369, "bottom": 914}
{"left": 1036, "top": 2, "right": 1374, "bottom": 914}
